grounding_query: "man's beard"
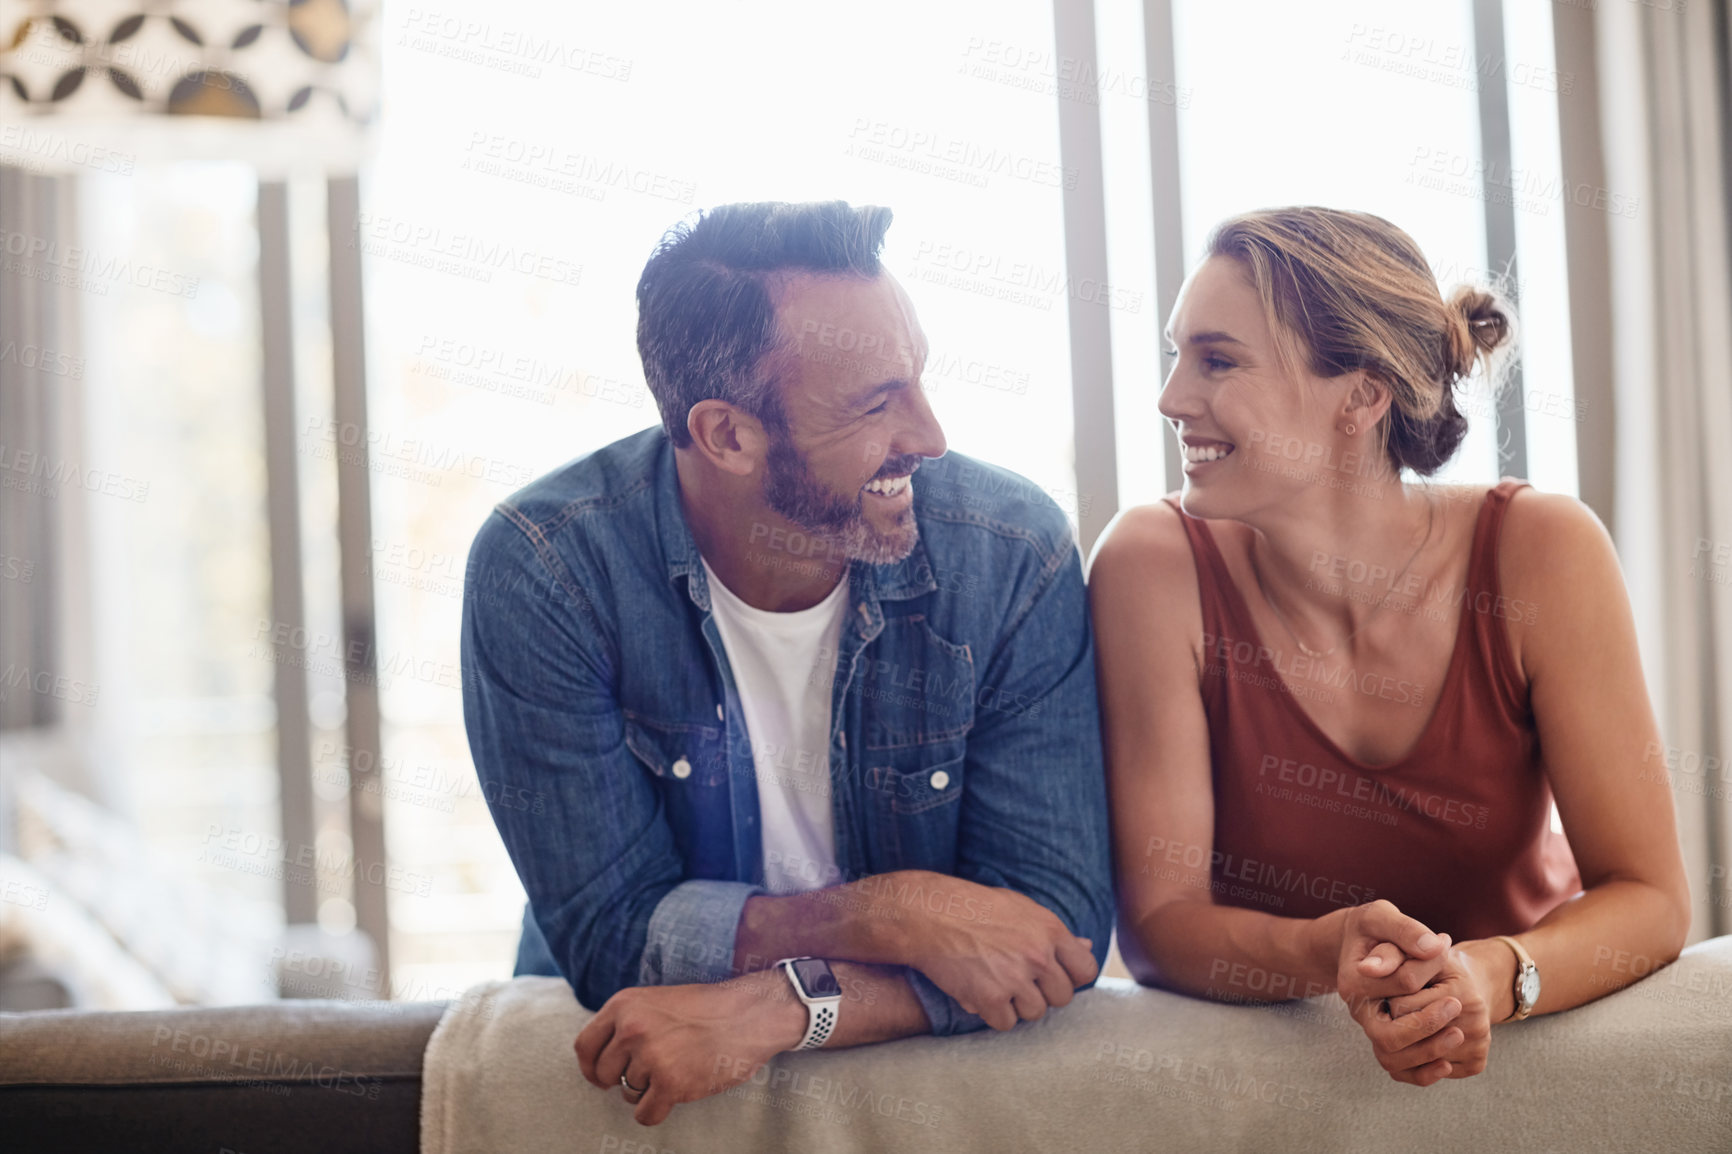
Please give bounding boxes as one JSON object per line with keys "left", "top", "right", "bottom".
{"left": 762, "top": 427, "right": 923, "bottom": 566}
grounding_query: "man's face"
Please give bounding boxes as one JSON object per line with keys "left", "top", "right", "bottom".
{"left": 759, "top": 272, "right": 947, "bottom": 565}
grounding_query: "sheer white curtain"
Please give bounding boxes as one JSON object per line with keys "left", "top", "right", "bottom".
{"left": 1597, "top": 0, "right": 1732, "bottom": 942}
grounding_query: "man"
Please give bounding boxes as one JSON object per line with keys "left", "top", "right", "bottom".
{"left": 460, "top": 200, "right": 1110, "bottom": 1127}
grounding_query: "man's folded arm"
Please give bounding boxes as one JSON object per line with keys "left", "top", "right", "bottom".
{"left": 460, "top": 511, "right": 756, "bottom": 1008}
{"left": 928, "top": 534, "right": 1115, "bottom": 1033}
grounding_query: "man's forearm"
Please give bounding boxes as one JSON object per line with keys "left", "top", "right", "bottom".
{"left": 732, "top": 869, "right": 968, "bottom": 974}
{"left": 725, "top": 960, "right": 934, "bottom": 1053}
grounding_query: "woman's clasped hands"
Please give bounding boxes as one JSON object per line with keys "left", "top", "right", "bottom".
{"left": 1335, "top": 900, "right": 1502, "bottom": 1087}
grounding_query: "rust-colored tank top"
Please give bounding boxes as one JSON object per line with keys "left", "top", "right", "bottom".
{"left": 1167, "top": 480, "right": 1580, "bottom": 940}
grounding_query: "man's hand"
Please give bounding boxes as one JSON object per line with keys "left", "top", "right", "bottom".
{"left": 575, "top": 970, "right": 803, "bottom": 1126}
{"left": 900, "top": 880, "right": 1097, "bottom": 1031}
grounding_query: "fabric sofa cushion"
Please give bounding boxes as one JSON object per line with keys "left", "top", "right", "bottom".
{"left": 0, "top": 998, "right": 447, "bottom": 1154}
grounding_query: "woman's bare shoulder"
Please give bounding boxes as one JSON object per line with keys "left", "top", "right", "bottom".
{"left": 1499, "top": 485, "right": 1615, "bottom": 578}
{"left": 1087, "top": 497, "right": 1208, "bottom": 651}
{"left": 1088, "top": 497, "right": 1202, "bottom": 587}
{"left": 1494, "top": 486, "right": 1623, "bottom": 665}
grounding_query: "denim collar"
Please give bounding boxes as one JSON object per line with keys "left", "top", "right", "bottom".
{"left": 650, "top": 433, "right": 938, "bottom": 623}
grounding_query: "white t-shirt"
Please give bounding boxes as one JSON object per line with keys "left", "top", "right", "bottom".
{"left": 700, "top": 557, "right": 848, "bottom": 895}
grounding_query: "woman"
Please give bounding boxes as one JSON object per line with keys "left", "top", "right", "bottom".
{"left": 1089, "top": 207, "right": 1690, "bottom": 1086}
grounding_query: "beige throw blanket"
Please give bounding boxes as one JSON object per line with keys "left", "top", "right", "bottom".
{"left": 423, "top": 936, "right": 1732, "bottom": 1153}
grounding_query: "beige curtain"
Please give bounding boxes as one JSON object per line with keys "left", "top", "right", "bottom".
{"left": 1595, "top": 0, "right": 1732, "bottom": 942}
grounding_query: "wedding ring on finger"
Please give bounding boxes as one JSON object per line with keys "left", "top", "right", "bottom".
{"left": 620, "top": 1072, "right": 648, "bottom": 1102}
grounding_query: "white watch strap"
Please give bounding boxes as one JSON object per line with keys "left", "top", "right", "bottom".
{"left": 796, "top": 998, "right": 837, "bottom": 1050}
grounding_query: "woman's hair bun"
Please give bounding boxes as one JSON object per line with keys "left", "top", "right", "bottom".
{"left": 1444, "top": 285, "right": 1513, "bottom": 380}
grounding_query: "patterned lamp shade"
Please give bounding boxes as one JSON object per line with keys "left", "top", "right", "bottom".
{"left": 0, "top": 0, "right": 378, "bottom": 174}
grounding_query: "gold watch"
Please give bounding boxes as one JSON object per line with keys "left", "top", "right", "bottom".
{"left": 1494, "top": 935, "right": 1540, "bottom": 1021}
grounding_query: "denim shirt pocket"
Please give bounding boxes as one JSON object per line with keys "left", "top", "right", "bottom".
{"left": 623, "top": 711, "right": 733, "bottom": 879}
{"left": 858, "top": 616, "right": 974, "bottom": 871}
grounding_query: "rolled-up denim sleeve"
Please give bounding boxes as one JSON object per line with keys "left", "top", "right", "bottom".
{"left": 924, "top": 523, "right": 1113, "bottom": 1037}
{"left": 638, "top": 878, "right": 763, "bottom": 986}
{"left": 462, "top": 510, "right": 745, "bottom": 1009}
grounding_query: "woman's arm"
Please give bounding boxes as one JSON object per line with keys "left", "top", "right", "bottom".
{"left": 1088, "top": 503, "right": 1444, "bottom": 1004}
{"left": 1372, "top": 490, "right": 1695, "bottom": 1086}
{"left": 1476, "top": 489, "right": 1692, "bottom": 1015}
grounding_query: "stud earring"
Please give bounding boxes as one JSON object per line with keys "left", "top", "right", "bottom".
{"left": 1344, "top": 422, "right": 1357, "bottom": 435}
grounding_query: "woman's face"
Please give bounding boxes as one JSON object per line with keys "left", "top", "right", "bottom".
{"left": 1158, "top": 255, "right": 1373, "bottom": 521}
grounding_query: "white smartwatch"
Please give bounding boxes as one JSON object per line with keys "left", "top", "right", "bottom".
{"left": 777, "top": 957, "right": 841, "bottom": 1050}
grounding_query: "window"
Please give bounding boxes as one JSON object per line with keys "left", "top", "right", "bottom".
{"left": 1099, "top": 0, "right": 1579, "bottom": 506}
{"left": 363, "top": 0, "right": 1085, "bottom": 996}
{"left": 52, "top": 0, "right": 1582, "bottom": 1002}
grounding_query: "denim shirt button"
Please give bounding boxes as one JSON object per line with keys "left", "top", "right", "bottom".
{"left": 929, "top": 770, "right": 950, "bottom": 790}
{"left": 671, "top": 757, "right": 692, "bottom": 779}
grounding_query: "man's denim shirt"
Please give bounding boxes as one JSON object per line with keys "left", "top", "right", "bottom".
{"left": 460, "top": 427, "right": 1112, "bottom": 1036}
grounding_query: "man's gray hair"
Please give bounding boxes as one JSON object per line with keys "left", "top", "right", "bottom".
{"left": 635, "top": 200, "right": 894, "bottom": 447}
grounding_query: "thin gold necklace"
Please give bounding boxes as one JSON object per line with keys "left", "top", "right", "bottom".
{"left": 1253, "top": 492, "right": 1436, "bottom": 660}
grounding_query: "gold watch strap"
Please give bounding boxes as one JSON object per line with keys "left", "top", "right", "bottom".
{"left": 1494, "top": 935, "right": 1537, "bottom": 1020}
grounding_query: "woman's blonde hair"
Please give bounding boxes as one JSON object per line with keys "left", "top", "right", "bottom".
{"left": 1203, "top": 206, "right": 1516, "bottom": 476}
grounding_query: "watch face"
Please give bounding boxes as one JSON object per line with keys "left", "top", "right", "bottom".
{"left": 1519, "top": 968, "right": 1541, "bottom": 1007}
{"left": 791, "top": 958, "right": 841, "bottom": 999}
